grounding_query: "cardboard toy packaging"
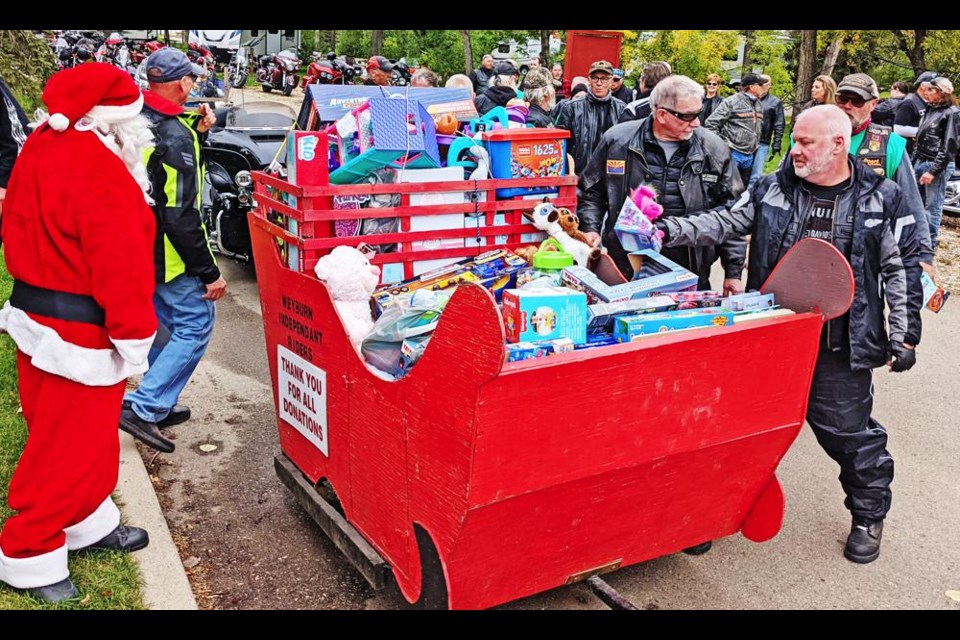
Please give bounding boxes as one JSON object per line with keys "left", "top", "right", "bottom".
{"left": 614, "top": 308, "right": 735, "bottom": 342}
{"left": 502, "top": 287, "right": 588, "bottom": 345}
{"left": 562, "top": 257, "right": 697, "bottom": 304}
{"left": 505, "top": 337, "right": 576, "bottom": 362}
{"left": 921, "top": 272, "right": 950, "bottom": 313}
{"left": 586, "top": 296, "right": 679, "bottom": 333}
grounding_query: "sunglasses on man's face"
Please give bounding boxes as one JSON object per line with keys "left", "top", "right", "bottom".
{"left": 836, "top": 93, "right": 869, "bottom": 108}
{"left": 660, "top": 106, "right": 703, "bottom": 122}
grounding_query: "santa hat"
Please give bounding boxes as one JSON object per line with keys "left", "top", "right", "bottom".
{"left": 42, "top": 62, "right": 144, "bottom": 132}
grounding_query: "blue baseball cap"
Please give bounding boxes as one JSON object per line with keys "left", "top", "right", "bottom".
{"left": 145, "top": 48, "right": 204, "bottom": 83}
{"left": 612, "top": 68, "right": 624, "bottom": 78}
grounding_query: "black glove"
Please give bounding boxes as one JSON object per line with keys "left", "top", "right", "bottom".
{"left": 654, "top": 219, "right": 670, "bottom": 242}
{"left": 889, "top": 341, "right": 917, "bottom": 372}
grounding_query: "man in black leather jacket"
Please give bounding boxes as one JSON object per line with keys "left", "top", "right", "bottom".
{"left": 657, "top": 105, "right": 924, "bottom": 566}
{"left": 555, "top": 60, "right": 626, "bottom": 175}
{"left": 578, "top": 74, "right": 745, "bottom": 292}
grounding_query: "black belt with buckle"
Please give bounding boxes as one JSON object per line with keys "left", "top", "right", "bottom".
{"left": 9, "top": 280, "right": 106, "bottom": 327}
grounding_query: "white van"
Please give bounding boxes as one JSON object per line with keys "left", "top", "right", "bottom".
{"left": 491, "top": 37, "right": 562, "bottom": 74}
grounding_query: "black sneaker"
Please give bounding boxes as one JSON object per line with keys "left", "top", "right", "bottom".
{"left": 158, "top": 405, "right": 191, "bottom": 430}
{"left": 83, "top": 525, "right": 150, "bottom": 553}
{"left": 844, "top": 518, "right": 883, "bottom": 564}
{"left": 25, "top": 577, "right": 79, "bottom": 603}
{"left": 119, "top": 406, "right": 175, "bottom": 453}
{"left": 123, "top": 402, "right": 191, "bottom": 430}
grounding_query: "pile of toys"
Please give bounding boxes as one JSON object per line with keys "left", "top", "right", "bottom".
{"left": 318, "top": 198, "right": 793, "bottom": 379}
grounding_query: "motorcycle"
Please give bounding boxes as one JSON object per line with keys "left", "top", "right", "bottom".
{"left": 300, "top": 52, "right": 361, "bottom": 89}
{"left": 944, "top": 165, "right": 960, "bottom": 216}
{"left": 256, "top": 48, "right": 301, "bottom": 96}
{"left": 227, "top": 45, "right": 249, "bottom": 89}
{"left": 201, "top": 102, "right": 296, "bottom": 264}
{"left": 391, "top": 57, "right": 414, "bottom": 86}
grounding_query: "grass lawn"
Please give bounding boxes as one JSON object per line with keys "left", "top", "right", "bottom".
{"left": 0, "top": 250, "right": 146, "bottom": 610}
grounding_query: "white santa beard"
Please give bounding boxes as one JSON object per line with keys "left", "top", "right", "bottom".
{"left": 78, "top": 115, "right": 155, "bottom": 204}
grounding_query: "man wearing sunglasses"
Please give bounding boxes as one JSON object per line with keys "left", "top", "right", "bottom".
{"left": 555, "top": 60, "right": 627, "bottom": 176}
{"left": 656, "top": 104, "right": 924, "bottom": 566}
{"left": 834, "top": 73, "right": 935, "bottom": 275}
{"left": 578, "top": 74, "right": 745, "bottom": 293}
{"left": 705, "top": 72, "right": 765, "bottom": 188}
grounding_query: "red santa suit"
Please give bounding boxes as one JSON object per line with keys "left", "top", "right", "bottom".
{"left": 0, "top": 63, "right": 157, "bottom": 590}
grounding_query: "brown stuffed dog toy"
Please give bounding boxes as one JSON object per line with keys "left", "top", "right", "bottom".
{"left": 557, "top": 208, "right": 596, "bottom": 249}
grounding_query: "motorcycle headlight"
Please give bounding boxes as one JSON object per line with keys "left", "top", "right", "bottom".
{"left": 235, "top": 171, "right": 253, "bottom": 188}
{"left": 321, "top": 72, "right": 331, "bottom": 79}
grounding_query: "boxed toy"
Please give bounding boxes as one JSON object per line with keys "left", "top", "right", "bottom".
{"left": 921, "top": 272, "right": 950, "bottom": 313}
{"left": 481, "top": 128, "right": 570, "bottom": 198}
{"left": 372, "top": 264, "right": 479, "bottom": 316}
{"left": 614, "top": 308, "right": 735, "bottom": 342}
{"left": 562, "top": 259, "right": 697, "bottom": 305}
{"left": 502, "top": 287, "right": 588, "bottom": 345}
{"left": 504, "top": 337, "right": 576, "bottom": 362}
{"left": 586, "top": 296, "right": 679, "bottom": 333}
{"left": 720, "top": 291, "right": 777, "bottom": 312}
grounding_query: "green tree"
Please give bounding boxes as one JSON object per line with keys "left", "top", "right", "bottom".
{"left": 0, "top": 30, "right": 57, "bottom": 112}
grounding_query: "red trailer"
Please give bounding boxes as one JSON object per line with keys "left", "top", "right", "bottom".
{"left": 564, "top": 30, "right": 623, "bottom": 85}
{"left": 250, "top": 160, "right": 853, "bottom": 609}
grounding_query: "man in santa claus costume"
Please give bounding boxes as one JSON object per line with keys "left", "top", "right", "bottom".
{"left": 0, "top": 63, "right": 158, "bottom": 603}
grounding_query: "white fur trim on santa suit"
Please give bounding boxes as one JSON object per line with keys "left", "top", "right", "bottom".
{"left": 0, "top": 543, "right": 68, "bottom": 589}
{"left": 87, "top": 91, "right": 144, "bottom": 124}
{"left": 0, "top": 303, "right": 155, "bottom": 386}
{"left": 64, "top": 497, "right": 121, "bottom": 549}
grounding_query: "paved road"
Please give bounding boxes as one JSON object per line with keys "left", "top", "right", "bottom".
{"left": 152, "top": 240, "right": 960, "bottom": 610}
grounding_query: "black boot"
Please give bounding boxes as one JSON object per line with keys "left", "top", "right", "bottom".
{"left": 25, "top": 577, "right": 79, "bottom": 603}
{"left": 844, "top": 518, "right": 883, "bottom": 564}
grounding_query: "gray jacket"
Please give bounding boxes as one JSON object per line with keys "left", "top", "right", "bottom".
{"left": 704, "top": 92, "right": 763, "bottom": 154}
{"left": 660, "top": 157, "right": 923, "bottom": 370}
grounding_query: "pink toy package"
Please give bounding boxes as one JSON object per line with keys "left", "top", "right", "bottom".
{"left": 615, "top": 185, "right": 665, "bottom": 252}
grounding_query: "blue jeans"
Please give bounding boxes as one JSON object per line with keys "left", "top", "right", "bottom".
{"left": 748, "top": 143, "right": 770, "bottom": 190}
{"left": 915, "top": 159, "right": 955, "bottom": 250}
{"left": 125, "top": 274, "right": 215, "bottom": 423}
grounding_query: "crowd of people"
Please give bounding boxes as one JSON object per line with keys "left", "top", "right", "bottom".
{"left": 0, "top": 47, "right": 953, "bottom": 604}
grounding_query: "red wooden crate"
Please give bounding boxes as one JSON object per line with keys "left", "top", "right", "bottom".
{"left": 251, "top": 131, "right": 577, "bottom": 279}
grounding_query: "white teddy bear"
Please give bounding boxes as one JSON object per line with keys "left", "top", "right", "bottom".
{"left": 313, "top": 246, "right": 381, "bottom": 348}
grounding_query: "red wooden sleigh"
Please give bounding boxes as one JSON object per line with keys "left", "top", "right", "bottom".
{"left": 250, "top": 168, "right": 853, "bottom": 609}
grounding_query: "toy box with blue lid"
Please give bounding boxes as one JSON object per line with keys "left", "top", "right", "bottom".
{"left": 481, "top": 128, "right": 570, "bottom": 198}
{"left": 324, "top": 96, "right": 440, "bottom": 185}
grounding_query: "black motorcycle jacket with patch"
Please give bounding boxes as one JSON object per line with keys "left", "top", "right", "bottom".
{"left": 578, "top": 117, "right": 745, "bottom": 280}
{"left": 912, "top": 103, "right": 959, "bottom": 176}
{"left": 555, "top": 91, "right": 626, "bottom": 174}
{"left": 660, "top": 158, "right": 923, "bottom": 370}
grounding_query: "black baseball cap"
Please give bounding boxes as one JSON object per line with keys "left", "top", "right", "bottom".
{"left": 740, "top": 73, "right": 763, "bottom": 87}
{"left": 145, "top": 48, "right": 204, "bottom": 83}
{"left": 495, "top": 61, "right": 518, "bottom": 76}
{"left": 915, "top": 71, "right": 938, "bottom": 87}
{"left": 367, "top": 56, "right": 396, "bottom": 72}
